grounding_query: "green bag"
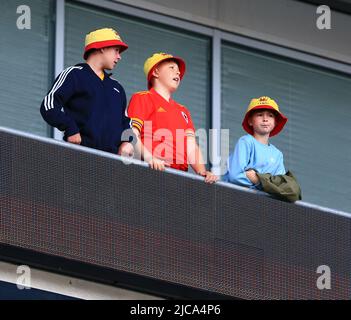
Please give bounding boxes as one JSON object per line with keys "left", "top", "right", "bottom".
{"left": 256, "top": 171, "right": 302, "bottom": 202}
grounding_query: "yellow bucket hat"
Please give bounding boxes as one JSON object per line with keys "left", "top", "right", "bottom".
{"left": 83, "top": 28, "right": 128, "bottom": 60}
{"left": 144, "top": 52, "right": 186, "bottom": 89}
{"left": 242, "top": 96, "right": 288, "bottom": 137}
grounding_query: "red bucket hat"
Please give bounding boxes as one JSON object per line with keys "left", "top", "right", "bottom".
{"left": 143, "top": 53, "right": 186, "bottom": 89}
{"left": 83, "top": 28, "right": 128, "bottom": 60}
{"left": 242, "top": 96, "right": 288, "bottom": 137}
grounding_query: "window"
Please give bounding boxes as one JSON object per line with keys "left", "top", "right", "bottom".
{"left": 221, "top": 42, "right": 351, "bottom": 212}
{"left": 64, "top": 2, "right": 211, "bottom": 154}
{"left": 0, "top": 0, "right": 54, "bottom": 136}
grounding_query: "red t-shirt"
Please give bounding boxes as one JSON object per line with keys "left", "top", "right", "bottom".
{"left": 127, "top": 88, "right": 195, "bottom": 171}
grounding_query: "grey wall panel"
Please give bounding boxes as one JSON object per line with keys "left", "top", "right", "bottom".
{"left": 109, "top": 0, "right": 351, "bottom": 64}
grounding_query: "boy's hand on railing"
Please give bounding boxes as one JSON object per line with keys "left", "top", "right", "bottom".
{"left": 246, "top": 169, "right": 260, "bottom": 185}
{"left": 198, "top": 171, "right": 219, "bottom": 184}
{"left": 118, "top": 142, "right": 134, "bottom": 157}
{"left": 67, "top": 133, "right": 82, "bottom": 145}
{"left": 148, "top": 157, "right": 170, "bottom": 171}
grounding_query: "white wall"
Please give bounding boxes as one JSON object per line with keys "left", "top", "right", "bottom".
{"left": 113, "top": 0, "right": 351, "bottom": 65}
{"left": 0, "top": 261, "right": 161, "bottom": 300}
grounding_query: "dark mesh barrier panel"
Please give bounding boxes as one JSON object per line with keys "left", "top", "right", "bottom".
{"left": 0, "top": 127, "right": 350, "bottom": 299}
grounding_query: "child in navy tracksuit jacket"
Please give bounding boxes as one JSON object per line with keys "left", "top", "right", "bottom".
{"left": 40, "top": 28, "right": 134, "bottom": 155}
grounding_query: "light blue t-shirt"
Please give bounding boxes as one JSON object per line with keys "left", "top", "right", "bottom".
{"left": 223, "top": 134, "right": 286, "bottom": 189}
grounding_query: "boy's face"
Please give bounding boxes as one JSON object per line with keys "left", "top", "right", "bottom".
{"left": 101, "top": 46, "right": 122, "bottom": 70}
{"left": 248, "top": 109, "right": 276, "bottom": 136}
{"left": 152, "top": 60, "right": 181, "bottom": 92}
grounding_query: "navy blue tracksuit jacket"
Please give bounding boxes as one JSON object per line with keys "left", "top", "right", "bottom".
{"left": 40, "top": 63, "right": 132, "bottom": 154}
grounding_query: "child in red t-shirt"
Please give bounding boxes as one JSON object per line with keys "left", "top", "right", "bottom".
{"left": 127, "top": 52, "right": 218, "bottom": 184}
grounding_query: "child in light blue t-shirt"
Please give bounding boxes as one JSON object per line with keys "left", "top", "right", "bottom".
{"left": 224, "top": 96, "right": 288, "bottom": 190}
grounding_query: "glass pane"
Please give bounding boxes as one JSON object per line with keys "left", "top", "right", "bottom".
{"left": 65, "top": 2, "right": 211, "bottom": 152}
{"left": 221, "top": 42, "right": 351, "bottom": 213}
{"left": 0, "top": 0, "right": 54, "bottom": 136}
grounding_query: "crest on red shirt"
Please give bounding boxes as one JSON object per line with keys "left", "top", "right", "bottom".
{"left": 181, "top": 111, "right": 189, "bottom": 124}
